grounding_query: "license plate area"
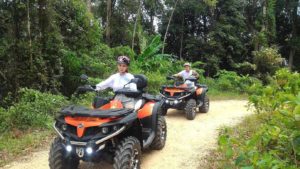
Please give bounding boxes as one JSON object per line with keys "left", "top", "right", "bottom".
{"left": 76, "top": 147, "right": 85, "bottom": 158}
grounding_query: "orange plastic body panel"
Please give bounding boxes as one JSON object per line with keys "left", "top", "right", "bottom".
{"left": 100, "top": 100, "right": 123, "bottom": 110}
{"left": 138, "top": 102, "right": 155, "bottom": 119}
{"left": 196, "top": 88, "right": 203, "bottom": 95}
{"left": 65, "top": 116, "right": 116, "bottom": 138}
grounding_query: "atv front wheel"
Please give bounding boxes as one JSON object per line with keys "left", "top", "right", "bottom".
{"left": 113, "top": 136, "right": 142, "bottom": 169}
{"left": 199, "top": 94, "right": 209, "bottom": 113}
{"left": 185, "top": 99, "right": 197, "bottom": 120}
{"left": 159, "top": 107, "right": 168, "bottom": 116}
{"left": 150, "top": 115, "right": 167, "bottom": 150}
{"left": 49, "top": 137, "right": 79, "bottom": 169}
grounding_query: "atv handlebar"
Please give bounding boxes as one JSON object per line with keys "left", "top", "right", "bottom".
{"left": 75, "top": 84, "right": 96, "bottom": 95}
{"left": 166, "top": 75, "right": 198, "bottom": 82}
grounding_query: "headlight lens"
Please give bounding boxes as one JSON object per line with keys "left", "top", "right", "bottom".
{"left": 174, "top": 100, "right": 179, "bottom": 104}
{"left": 99, "top": 125, "right": 122, "bottom": 135}
{"left": 113, "top": 125, "right": 119, "bottom": 131}
{"left": 62, "top": 124, "right": 67, "bottom": 131}
{"left": 86, "top": 147, "right": 93, "bottom": 154}
{"left": 66, "top": 145, "right": 72, "bottom": 152}
{"left": 101, "top": 127, "right": 109, "bottom": 134}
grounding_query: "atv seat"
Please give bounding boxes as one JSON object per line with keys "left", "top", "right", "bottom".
{"left": 60, "top": 105, "right": 134, "bottom": 118}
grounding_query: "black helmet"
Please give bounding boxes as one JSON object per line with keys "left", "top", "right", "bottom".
{"left": 117, "top": 56, "right": 130, "bottom": 66}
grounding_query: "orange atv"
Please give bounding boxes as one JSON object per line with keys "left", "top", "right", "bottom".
{"left": 49, "top": 74, "right": 167, "bottom": 169}
{"left": 159, "top": 76, "right": 209, "bottom": 120}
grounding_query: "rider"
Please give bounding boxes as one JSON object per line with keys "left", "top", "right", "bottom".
{"left": 96, "top": 56, "right": 137, "bottom": 108}
{"left": 174, "top": 62, "right": 199, "bottom": 80}
{"left": 96, "top": 56, "right": 137, "bottom": 92}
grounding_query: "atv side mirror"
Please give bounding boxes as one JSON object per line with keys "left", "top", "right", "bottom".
{"left": 80, "top": 74, "right": 89, "bottom": 81}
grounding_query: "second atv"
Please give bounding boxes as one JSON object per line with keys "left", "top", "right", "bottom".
{"left": 159, "top": 76, "right": 209, "bottom": 120}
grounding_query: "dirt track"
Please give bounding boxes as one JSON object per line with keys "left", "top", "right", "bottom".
{"left": 3, "top": 100, "right": 251, "bottom": 169}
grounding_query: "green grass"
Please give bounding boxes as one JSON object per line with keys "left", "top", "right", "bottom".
{"left": 208, "top": 88, "right": 248, "bottom": 101}
{"left": 198, "top": 114, "right": 263, "bottom": 169}
{"left": 0, "top": 129, "right": 54, "bottom": 167}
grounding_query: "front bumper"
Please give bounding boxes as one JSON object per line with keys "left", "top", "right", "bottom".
{"left": 53, "top": 123, "right": 126, "bottom": 159}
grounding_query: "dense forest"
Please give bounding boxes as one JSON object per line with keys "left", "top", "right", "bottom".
{"left": 0, "top": 1, "right": 300, "bottom": 168}
{"left": 0, "top": 0, "right": 299, "bottom": 102}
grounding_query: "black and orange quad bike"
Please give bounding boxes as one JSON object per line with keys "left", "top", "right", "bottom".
{"left": 49, "top": 74, "right": 167, "bottom": 169}
{"left": 159, "top": 76, "right": 209, "bottom": 120}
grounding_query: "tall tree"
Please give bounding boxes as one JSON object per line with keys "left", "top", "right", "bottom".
{"left": 106, "top": 0, "right": 112, "bottom": 46}
{"left": 162, "top": 0, "right": 179, "bottom": 54}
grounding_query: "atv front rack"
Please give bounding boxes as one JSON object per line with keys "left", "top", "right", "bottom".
{"left": 60, "top": 105, "right": 134, "bottom": 118}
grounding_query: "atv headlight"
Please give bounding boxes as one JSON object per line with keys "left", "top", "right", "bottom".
{"left": 86, "top": 147, "right": 93, "bottom": 154}
{"left": 165, "top": 100, "right": 169, "bottom": 104}
{"left": 66, "top": 145, "right": 72, "bottom": 152}
{"left": 62, "top": 124, "right": 67, "bottom": 131}
{"left": 101, "top": 127, "right": 109, "bottom": 134}
{"left": 113, "top": 125, "right": 119, "bottom": 131}
{"left": 174, "top": 100, "right": 179, "bottom": 104}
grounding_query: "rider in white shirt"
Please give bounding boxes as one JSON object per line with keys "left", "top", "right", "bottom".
{"left": 96, "top": 56, "right": 137, "bottom": 92}
{"left": 96, "top": 56, "right": 137, "bottom": 108}
{"left": 174, "top": 62, "right": 199, "bottom": 87}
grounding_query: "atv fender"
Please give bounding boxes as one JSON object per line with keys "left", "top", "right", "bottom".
{"left": 197, "top": 86, "right": 208, "bottom": 100}
{"left": 138, "top": 102, "right": 160, "bottom": 149}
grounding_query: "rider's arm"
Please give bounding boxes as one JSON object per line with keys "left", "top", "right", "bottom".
{"left": 192, "top": 70, "right": 199, "bottom": 78}
{"left": 96, "top": 75, "right": 115, "bottom": 91}
{"left": 174, "top": 70, "right": 184, "bottom": 77}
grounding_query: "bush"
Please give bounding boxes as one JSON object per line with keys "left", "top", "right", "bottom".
{"left": 144, "top": 72, "right": 168, "bottom": 94}
{"left": 214, "top": 70, "right": 262, "bottom": 93}
{"left": 216, "top": 69, "right": 300, "bottom": 168}
{"left": 253, "top": 47, "right": 284, "bottom": 83}
{"left": 112, "top": 46, "right": 135, "bottom": 59}
{"left": 0, "top": 88, "right": 68, "bottom": 132}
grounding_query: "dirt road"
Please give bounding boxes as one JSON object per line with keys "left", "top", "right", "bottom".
{"left": 3, "top": 100, "right": 251, "bottom": 169}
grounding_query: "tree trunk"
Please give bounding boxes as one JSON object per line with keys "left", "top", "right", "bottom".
{"left": 86, "top": 0, "right": 92, "bottom": 12}
{"left": 261, "top": 0, "right": 267, "bottom": 32}
{"left": 288, "top": 0, "right": 298, "bottom": 70}
{"left": 162, "top": 0, "right": 179, "bottom": 54}
{"left": 27, "top": 0, "right": 32, "bottom": 69}
{"left": 106, "top": 0, "right": 112, "bottom": 46}
{"left": 179, "top": 16, "right": 184, "bottom": 60}
{"left": 132, "top": 0, "right": 141, "bottom": 50}
{"left": 150, "top": 10, "right": 155, "bottom": 33}
{"left": 288, "top": 48, "right": 295, "bottom": 70}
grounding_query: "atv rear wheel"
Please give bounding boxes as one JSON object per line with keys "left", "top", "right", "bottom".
{"left": 199, "top": 94, "right": 209, "bottom": 113}
{"left": 113, "top": 136, "right": 142, "bottom": 169}
{"left": 150, "top": 115, "right": 167, "bottom": 150}
{"left": 185, "top": 99, "right": 197, "bottom": 120}
{"left": 49, "top": 137, "right": 79, "bottom": 169}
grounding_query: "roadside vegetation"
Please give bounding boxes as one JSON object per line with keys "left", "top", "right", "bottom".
{"left": 202, "top": 69, "right": 300, "bottom": 169}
